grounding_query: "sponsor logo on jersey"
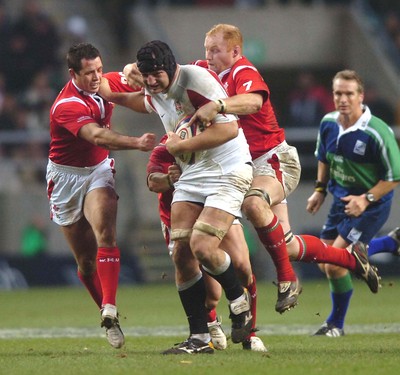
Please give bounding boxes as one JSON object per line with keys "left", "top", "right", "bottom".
{"left": 353, "top": 140, "right": 366, "bottom": 156}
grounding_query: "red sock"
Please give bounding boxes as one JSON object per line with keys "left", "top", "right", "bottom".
{"left": 77, "top": 270, "right": 103, "bottom": 308}
{"left": 246, "top": 274, "right": 257, "bottom": 338}
{"left": 207, "top": 308, "right": 217, "bottom": 323}
{"left": 295, "top": 235, "right": 356, "bottom": 270}
{"left": 255, "top": 215, "right": 296, "bottom": 282}
{"left": 97, "top": 247, "right": 120, "bottom": 306}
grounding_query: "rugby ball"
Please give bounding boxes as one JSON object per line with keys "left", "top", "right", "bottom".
{"left": 173, "top": 115, "right": 204, "bottom": 163}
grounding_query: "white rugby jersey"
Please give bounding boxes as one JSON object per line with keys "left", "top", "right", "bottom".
{"left": 143, "top": 64, "right": 251, "bottom": 180}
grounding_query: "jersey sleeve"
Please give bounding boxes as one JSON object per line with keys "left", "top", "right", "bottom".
{"left": 233, "top": 66, "right": 269, "bottom": 100}
{"left": 143, "top": 93, "right": 156, "bottom": 113}
{"left": 191, "top": 59, "right": 208, "bottom": 68}
{"left": 376, "top": 125, "right": 400, "bottom": 181}
{"left": 146, "top": 136, "right": 175, "bottom": 175}
{"left": 103, "top": 71, "right": 139, "bottom": 93}
{"left": 52, "top": 99, "right": 95, "bottom": 137}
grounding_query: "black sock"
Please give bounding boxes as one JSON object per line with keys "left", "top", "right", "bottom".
{"left": 178, "top": 276, "right": 208, "bottom": 335}
{"left": 206, "top": 261, "right": 243, "bottom": 301}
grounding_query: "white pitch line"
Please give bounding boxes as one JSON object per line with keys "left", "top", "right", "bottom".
{"left": 1, "top": 324, "right": 400, "bottom": 339}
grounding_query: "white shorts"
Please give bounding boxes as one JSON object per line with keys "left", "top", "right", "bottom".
{"left": 172, "top": 163, "right": 253, "bottom": 218}
{"left": 252, "top": 141, "right": 301, "bottom": 198}
{"left": 46, "top": 158, "right": 116, "bottom": 226}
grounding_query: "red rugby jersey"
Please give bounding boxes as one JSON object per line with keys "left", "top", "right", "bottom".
{"left": 194, "top": 57, "right": 285, "bottom": 159}
{"left": 49, "top": 80, "right": 113, "bottom": 167}
{"left": 146, "top": 134, "right": 174, "bottom": 228}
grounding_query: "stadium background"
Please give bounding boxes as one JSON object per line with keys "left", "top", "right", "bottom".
{"left": 0, "top": 0, "right": 399, "bottom": 288}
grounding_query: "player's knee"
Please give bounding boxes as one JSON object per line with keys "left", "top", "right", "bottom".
{"left": 234, "top": 262, "right": 252, "bottom": 285}
{"left": 325, "top": 263, "right": 344, "bottom": 277}
{"left": 77, "top": 258, "right": 96, "bottom": 275}
{"left": 171, "top": 242, "right": 193, "bottom": 267}
{"left": 244, "top": 188, "right": 271, "bottom": 205}
{"left": 243, "top": 190, "right": 271, "bottom": 219}
{"left": 96, "top": 227, "right": 116, "bottom": 247}
{"left": 193, "top": 220, "right": 227, "bottom": 240}
{"left": 170, "top": 228, "right": 192, "bottom": 242}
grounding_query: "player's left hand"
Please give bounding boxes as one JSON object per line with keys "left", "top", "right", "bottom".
{"left": 165, "top": 131, "right": 183, "bottom": 156}
{"left": 123, "top": 63, "right": 144, "bottom": 90}
{"left": 187, "top": 102, "right": 216, "bottom": 128}
{"left": 137, "top": 133, "right": 157, "bottom": 151}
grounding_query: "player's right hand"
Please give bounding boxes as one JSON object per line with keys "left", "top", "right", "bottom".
{"left": 168, "top": 164, "right": 182, "bottom": 184}
{"left": 306, "top": 191, "right": 325, "bottom": 215}
{"left": 138, "top": 133, "right": 156, "bottom": 151}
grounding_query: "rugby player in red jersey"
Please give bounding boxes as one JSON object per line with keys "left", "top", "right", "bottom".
{"left": 46, "top": 43, "right": 155, "bottom": 349}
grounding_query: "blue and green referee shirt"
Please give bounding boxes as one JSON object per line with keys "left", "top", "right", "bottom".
{"left": 315, "top": 105, "right": 400, "bottom": 202}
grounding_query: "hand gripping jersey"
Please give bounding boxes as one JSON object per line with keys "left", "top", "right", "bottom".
{"left": 194, "top": 57, "right": 285, "bottom": 160}
{"left": 49, "top": 80, "right": 113, "bottom": 167}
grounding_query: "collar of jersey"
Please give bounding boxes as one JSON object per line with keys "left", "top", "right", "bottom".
{"left": 72, "top": 79, "right": 99, "bottom": 97}
{"left": 336, "top": 105, "right": 371, "bottom": 134}
{"left": 218, "top": 67, "right": 232, "bottom": 81}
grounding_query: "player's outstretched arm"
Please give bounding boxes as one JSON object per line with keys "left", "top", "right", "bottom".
{"left": 78, "top": 122, "right": 156, "bottom": 151}
{"left": 100, "top": 77, "right": 148, "bottom": 113}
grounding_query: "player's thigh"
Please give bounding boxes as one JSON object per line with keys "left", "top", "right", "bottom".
{"left": 84, "top": 187, "right": 118, "bottom": 231}
{"left": 197, "top": 206, "right": 235, "bottom": 232}
{"left": 61, "top": 217, "right": 98, "bottom": 262}
{"left": 221, "top": 223, "right": 250, "bottom": 265}
{"left": 250, "top": 174, "right": 285, "bottom": 206}
{"left": 190, "top": 206, "right": 234, "bottom": 254}
{"left": 171, "top": 201, "right": 203, "bottom": 230}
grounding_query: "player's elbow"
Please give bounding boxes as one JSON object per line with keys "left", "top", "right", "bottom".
{"left": 249, "top": 98, "right": 263, "bottom": 113}
{"left": 253, "top": 101, "right": 263, "bottom": 113}
{"left": 91, "top": 134, "right": 113, "bottom": 150}
{"left": 92, "top": 136, "right": 109, "bottom": 149}
{"left": 147, "top": 181, "right": 159, "bottom": 192}
{"left": 147, "top": 178, "right": 165, "bottom": 193}
{"left": 246, "top": 94, "right": 263, "bottom": 113}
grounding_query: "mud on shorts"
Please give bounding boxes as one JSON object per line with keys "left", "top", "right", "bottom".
{"left": 252, "top": 141, "right": 301, "bottom": 198}
{"left": 46, "top": 158, "right": 116, "bottom": 226}
{"left": 173, "top": 162, "right": 253, "bottom": 218}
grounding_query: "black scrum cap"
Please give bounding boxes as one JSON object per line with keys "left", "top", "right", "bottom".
{"left": 136, "top": 40, "right": 177, "bottom": 81}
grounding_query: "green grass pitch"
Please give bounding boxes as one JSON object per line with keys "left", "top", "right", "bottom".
{"left": 0, "top": 277, "right": 399, "bottom": 375}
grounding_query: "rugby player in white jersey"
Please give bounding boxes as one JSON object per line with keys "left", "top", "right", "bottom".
{"left": 101, "top": 40, "right": 254, "bottom": 354}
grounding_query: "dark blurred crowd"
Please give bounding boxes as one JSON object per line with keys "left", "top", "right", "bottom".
{"left": 0, "top": 0, "right": 62, "bottom": 132}
{"left": 0, "top": 0, "right": 64, "bottom": 186}
{"left": 369, "top": 0, "right": 400, "bottom": 55}
{"left": 137, "top": 1, "right": 353, "bottom": 6}
{"left": 0, "top": 0, "right": 398, "bottom": 188}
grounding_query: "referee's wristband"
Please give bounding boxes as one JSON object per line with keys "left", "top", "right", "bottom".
{"left": 314, "top": 180, "right": 327, "bottom": 196}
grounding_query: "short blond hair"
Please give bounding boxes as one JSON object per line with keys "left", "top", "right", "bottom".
{"left": 206, "top": 24, "right": 243, "bottom": 51}
{"left": 333, "top": 70, "right": 364, "bottom": 94}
